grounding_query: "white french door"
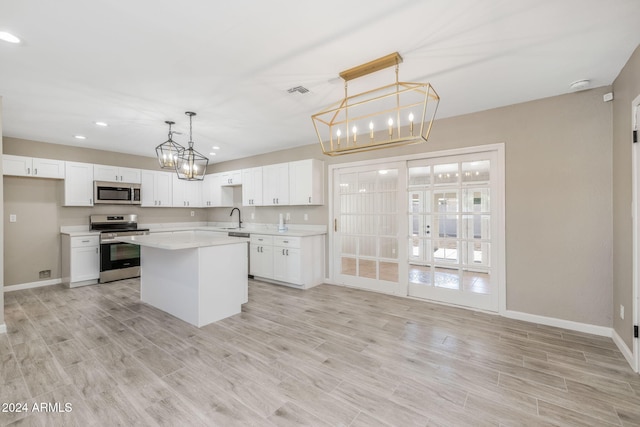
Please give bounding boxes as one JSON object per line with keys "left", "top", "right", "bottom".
{"left": 333, "top": 162, "right": 408, "bottom": 295}
{"left": 330, "top": 147, "right": 502, "bottom": 312}
{"left": 407, "top": 152, "right": 499, "bottom": 311}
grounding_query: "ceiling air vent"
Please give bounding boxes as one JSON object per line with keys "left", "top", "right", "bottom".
{"left": 287, "top": 86, "right": 310, "bottom": 94}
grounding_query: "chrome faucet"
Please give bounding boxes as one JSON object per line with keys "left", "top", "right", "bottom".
{"left": 230, "top": 207, "right": 242, "bottom": 229}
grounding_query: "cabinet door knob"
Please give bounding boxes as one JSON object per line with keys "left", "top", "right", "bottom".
{"left": 309, "top": 196, "right": 311, "bottom": 203}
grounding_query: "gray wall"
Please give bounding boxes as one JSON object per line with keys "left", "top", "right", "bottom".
{"left": 209, "top": 87, "right": 614, "bottom": 328}
{"left": 3, "top": 87, "right": 615, "bottom": 329}
{"left": 612, "top": 44, "right": 640, "bottom": 349}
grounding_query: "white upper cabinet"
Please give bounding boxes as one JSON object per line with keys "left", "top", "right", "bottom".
{"left": 141, "top": 170, "right": 173, "bottom": 207}
{"left": 202, "top": 173, "right": 233, "bottom": 207}
{"left": 3, "top": 155, "right": 65, "bottom": 179}
{"left": 262, "top": 163, "right": 289, "bottom": 206}
{"left": 289, "top": 159, "right": 324, "bottom": 205}
{"left": 173, "top": 175, "right": 203, "bottom": 208}
{"left": 220, "top": 170, "right": 242, "bottom": 186}
{"left": 64, "top": 161, "right": 94, "bottom": 206}
{"left": 242, "top": 167, "right": 263, "bottom": 206}
{"left": 94, "top": 165, "right": 141, "bottom": 183}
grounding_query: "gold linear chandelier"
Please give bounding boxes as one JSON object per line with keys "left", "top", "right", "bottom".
{"left": 312, "top": 52, "right": 439, "bottom": 156}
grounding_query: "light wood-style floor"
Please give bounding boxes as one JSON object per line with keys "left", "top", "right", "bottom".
{"left": 1, "top": 278, "right": 639, "bottom": 426}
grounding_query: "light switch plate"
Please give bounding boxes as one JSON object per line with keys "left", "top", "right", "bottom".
{"left": 9, "top": 214, "right": 16, "bottom": 223}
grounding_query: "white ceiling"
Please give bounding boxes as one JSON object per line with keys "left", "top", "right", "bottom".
{"left": 1, "top": 0, "right": 639, "bottom": 163}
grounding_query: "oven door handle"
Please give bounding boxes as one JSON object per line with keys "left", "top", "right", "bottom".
{"left": 100, "top": 239, "right": 120, "bottom": 244}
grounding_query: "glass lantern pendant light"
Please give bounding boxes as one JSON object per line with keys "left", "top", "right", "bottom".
{"left": 155, "top": 120, "right": 185, "bottom": 169}
{"left": 175, "top": 111, "right": 209, "bottom": 181}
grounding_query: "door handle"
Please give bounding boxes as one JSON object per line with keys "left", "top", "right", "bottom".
{"left": 334, "top": 218, "right": 337, "bottom": 232}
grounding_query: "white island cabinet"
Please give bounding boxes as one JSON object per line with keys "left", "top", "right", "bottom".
{"left": 118, "top": 232, "right": 248, "bottom": 327}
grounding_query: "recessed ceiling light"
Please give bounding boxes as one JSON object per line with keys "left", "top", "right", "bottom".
{"left": 94, "top": 121, "right": 108, "bottom": 127}
{"left": 211, "top": 146, "right": 220, "bottom": 150}
{"left": 569, "top": 79, "right": 590, "bottom": 91}
{"left": 74, "top": 135, "right": 86, "bottom": 140}
{"left": 209, "top": 152, "right": 217, "bottom": 156}
{"left": 0, "top": 32, "right": 20, "bottom": 44}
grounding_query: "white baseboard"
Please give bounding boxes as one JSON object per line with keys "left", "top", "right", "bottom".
{"left": 503, "top": 310, "right": 612, "bottom": 337}
{"left": 612, "top": 329, "right": 637, "bottom": 372}
{"left": 0, "top": 324, "right": 6, "bottom": 334}
{"left": 4, "top": 278, "right": 62, "bottom": 292}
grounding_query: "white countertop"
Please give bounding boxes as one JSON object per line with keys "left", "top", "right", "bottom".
{"left": 116, "top": 231, "right": 249, "bottom": 250}
{"left": 147, "top": 226, "right": 324, "bottom": 237}
{"left": 61, "top": 222, "right": 326, "bottom": 237}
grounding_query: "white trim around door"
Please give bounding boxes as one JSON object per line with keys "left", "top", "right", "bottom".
{"left": 328, "top": 143, "right": 506, "bottom": 314}
{"left": 631, "top": 93, "right": 640, "bottom": 372}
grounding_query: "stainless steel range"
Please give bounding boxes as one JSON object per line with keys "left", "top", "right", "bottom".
{"left": 90, "top": 214, "right": 149, "bottom": 283}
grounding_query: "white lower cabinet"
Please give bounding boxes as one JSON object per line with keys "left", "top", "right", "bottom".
{"left": 61, "top": 235, "right": 100, "bottom": 287}
{"left": 249, "top": 234, "right": 324, "bottom": 288}
{"left": 250, "top": 235, "right": 274, "bottom": 278}
{"left": 273, "top": 244, "right": 301, "bottom": 284}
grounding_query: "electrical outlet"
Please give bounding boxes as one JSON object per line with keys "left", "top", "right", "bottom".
{"left": 39, "top": 270, "right": 51, "bottom": 279}
{"left": 251, "top": 212, "right": 255, "bottom": 220}
{"left": 620, "top": 304, "right": 625, "bottom": 320}
{"left": 286, "top": 212, "right": 291, "bottom": 221}
{"left": 190, "top": 211, "right": 195, "bottom": 217}
{"left": 9, "top": 214, "right": 16, "bottom": 223}
{"left": 304, "top": 214, "right": 308, "bottom": 221}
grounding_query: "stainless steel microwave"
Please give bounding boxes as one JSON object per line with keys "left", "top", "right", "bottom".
{"left": 94, "top": 181, "right": 141, "bottom": 205}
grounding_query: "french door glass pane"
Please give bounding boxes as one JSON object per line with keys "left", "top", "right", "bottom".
{"left": 359, "top": 236, "right": 377, "bottom": 257}
{"left": 379, "top": 237, "right": 398, "bottom": 259}
{"left": 409, "top": 166, "right": 431, "bottom": 186}
{"left": 379, "top": 261, "right": 398, "bottom": 282}
{"left": 435, "top": 267, "right": 460, "bottom": 289}
{"left": 341, "top": 257, "right": 356, "bottom": 276}
{"left": 462, "top": 160, "right": 490, "bottom": 183}
{"left": 433, "top": 164, "right": 459, "bottom": 185}
{"left": 409, "top": 265, "right": 432, "bottom": 285}
{"left": 462, "top": 188, "right": 490, "bottom": 212}
{"left": 359, "top": 259, "right": 376, "bottom": 279}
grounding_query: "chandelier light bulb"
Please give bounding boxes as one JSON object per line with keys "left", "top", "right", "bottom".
{"left": 369, "top": 121, "right": 374, "bottom": 139}
{"left": 408, "top": 112, "right": 415, "bottom": 135}
{"left": 336, "top": 129, "right": 341, "bottom": 145}
{"left": 388, "top": 118, "right": 393, "bottom": 137}
{"left": 352, "top": 126, "right": 357, "bottom": 143}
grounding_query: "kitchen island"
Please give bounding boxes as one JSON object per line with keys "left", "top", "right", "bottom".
{"left": 117, "top": 231, "right": 248, "bottom": 327}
